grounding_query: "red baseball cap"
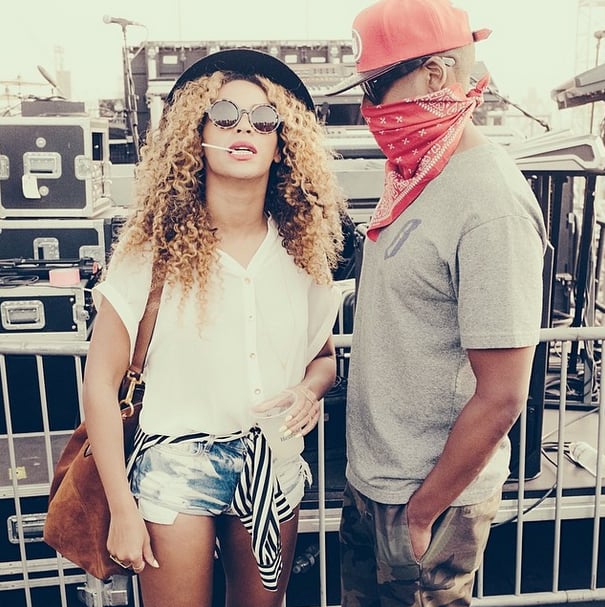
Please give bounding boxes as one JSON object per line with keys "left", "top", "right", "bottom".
{"left": 326, "top": 0, "right": 491, "bottom": 96}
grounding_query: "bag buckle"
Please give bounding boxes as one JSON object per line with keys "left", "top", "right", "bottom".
{"left": 119, "top": 370, "right": 143, "bottom": 418}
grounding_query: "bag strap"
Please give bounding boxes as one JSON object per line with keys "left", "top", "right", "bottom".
{"left": 129, "top": 283, "right": 163, "bottom": 374}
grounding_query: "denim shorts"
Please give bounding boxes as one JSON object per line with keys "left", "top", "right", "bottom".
{"left": 130, "top": 436, "right": 311, "bottom": 524}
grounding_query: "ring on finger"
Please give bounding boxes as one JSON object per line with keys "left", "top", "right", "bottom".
{"left": 109, "top": 554, "right": 133, "bottom": 569}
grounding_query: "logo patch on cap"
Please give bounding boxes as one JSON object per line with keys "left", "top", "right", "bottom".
{"left": 352, "top": 29, "right": 363, "bottom": 63}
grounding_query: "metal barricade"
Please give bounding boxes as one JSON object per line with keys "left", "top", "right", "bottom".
{"left": 0, "top": 341, "right": 140, "bottom": 607}
{"left": 470, "top": 326, "right": 605, "bottom": 606}
{"left": 1, "top": 327, "right": 605, "bottom": 606}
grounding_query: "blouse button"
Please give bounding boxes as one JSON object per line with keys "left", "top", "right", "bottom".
{"left": 249, "top": 352, "right": 256, "bottom": 359}
{"left": 244, "top": 277, "right": 251, "bottom": 284}
{"left": 254, "top": 388, "right": 261, "bottom": 395}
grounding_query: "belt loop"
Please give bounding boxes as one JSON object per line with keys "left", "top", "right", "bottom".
{"left": 203, "top": 435, "right": 216, "bottom": 452}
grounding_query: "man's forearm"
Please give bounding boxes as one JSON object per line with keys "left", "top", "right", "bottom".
{"left": 407, "top": 391, "right": 522, "bottom": 528}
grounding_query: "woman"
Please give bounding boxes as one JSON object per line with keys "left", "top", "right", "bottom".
{"left": 82, "top": 49, "right": 347, "bottom": 607}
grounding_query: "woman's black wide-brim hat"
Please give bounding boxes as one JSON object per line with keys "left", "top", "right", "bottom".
{"left": 165, "top": 48, "right": 315, "bottom": 111}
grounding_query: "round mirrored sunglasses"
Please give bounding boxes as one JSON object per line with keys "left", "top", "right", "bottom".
{"left": 205, "top": 99, "right": 281, "bottom": 134}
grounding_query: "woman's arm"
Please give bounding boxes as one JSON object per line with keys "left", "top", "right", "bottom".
{"left": 288, "top": 336, "right": 337, "bottom": 437}
{"left": 83, "top": 298, "right": 158, "bottom": 572}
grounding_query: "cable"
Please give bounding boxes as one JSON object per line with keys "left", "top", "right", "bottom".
{"left": 492, "top": 482, "right": 557, "bottom": 527}
{"left": 541, "top": 405, "right": 600, "bottom": 442}
{"left": 0, "top": 275, "right": 39, "bottom": 287}
{"left": 492, "top": 445, "right": 562, "bottom": 528}
{"left": 470, "top": 76, "right": 551, "bottom": 131}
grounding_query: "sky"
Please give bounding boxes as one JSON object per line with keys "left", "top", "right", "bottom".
{"left": 0, "top": 0, "right": 587, "bottom": 125}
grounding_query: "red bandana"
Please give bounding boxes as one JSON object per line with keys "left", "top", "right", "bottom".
{"left": 362, "top": 77, "right": 488, "bottom": 241}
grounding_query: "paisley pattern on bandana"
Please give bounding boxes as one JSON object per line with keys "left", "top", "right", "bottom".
{"left": 362, "top": 77, "right": 488, "bottom": 241}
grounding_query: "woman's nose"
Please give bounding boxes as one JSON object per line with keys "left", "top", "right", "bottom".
{"left": 236, "top": 110, "right": 254, "bottom": 132}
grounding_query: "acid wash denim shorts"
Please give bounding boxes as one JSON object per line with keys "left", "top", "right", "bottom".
{"left": 130, "top": 435, "right": 311, "bottom": 524}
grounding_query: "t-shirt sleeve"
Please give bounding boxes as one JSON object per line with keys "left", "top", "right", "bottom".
{"left": 306, "top": 282, "right": 342, "bottom": 363}
{"left": 456, "top": 215, "right": 545, "bottom": 349}
{"left": 92, "top": 249, "right": 153, "bottom": 361}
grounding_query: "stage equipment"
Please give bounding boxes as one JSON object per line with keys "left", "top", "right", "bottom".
{"left": 508, "top": 242, "right": 553, "bottom": 480}
{"left": 0, "top": 263, "right": 99, "bottom": 341}
{"left": 509, "top": 129, "right": 605, "bottom": 173}
{"left": 552, "top": 62, "right": 605, "bottom": 110}
{"left": 329, "top": 158, "right": 384, "bottom": 224}
{"left": 0, "top": 117, "right": 112, "bottom": 218}
{"left": 20, "top": 100, "right": 86, "bottom": 117}
{"left": 128, "top": 40, "right": 357, "bottom": 140}
{"left": 0, "top": 282, "right": 97, "bottom": 341}
{"left": 104, "top": 15, "right": 143, "bottom": 162}
{"left": 511, "top": 131, "right": 605, "bottom": 398}
{"left": 36, "top": 65, "right": 65, "bottom": 99}
{"left": 0, "top": 209, "right": 129, "bottom": 266}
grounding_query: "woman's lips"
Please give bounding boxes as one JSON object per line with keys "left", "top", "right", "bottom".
{"left": 229, "top": 141, "right": 257, "bottom": 155}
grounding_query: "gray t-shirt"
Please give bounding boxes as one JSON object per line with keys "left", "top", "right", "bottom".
{"left": 346, "top": 142, "right": 548, "bottom": 506}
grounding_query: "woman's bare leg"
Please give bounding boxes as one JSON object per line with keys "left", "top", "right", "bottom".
{"left": 218, "top": 508, "right": 300, "bottom": 607}
{"left": 137, "top": 513, "right": 217, "bottom": 607}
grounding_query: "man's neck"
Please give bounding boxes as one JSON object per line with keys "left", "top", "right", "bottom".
{"left": 455, "top": 122, "right": 490, "bottom": 154}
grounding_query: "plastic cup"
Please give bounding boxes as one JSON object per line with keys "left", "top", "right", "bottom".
{"left": 254, "top": 390, "right": 304, "bottom": 459}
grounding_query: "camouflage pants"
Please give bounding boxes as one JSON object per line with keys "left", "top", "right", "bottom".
{"left": 339, "top": 482, "right": 501, "bottom": 607}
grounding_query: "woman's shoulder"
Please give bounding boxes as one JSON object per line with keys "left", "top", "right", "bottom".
{"left": 101, "top": 243, "right": 154, "bottom": 290}
{"left": 108, "top": 241, "right": 153, "bottom": 270}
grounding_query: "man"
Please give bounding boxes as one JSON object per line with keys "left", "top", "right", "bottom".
{"left": 326, "top": 1, "right": 548, "bottom": 605}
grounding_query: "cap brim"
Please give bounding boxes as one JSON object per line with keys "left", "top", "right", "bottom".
{"left": 165, "top": 48, "right": 315, "bottom": 111}
{"left": 324, "top": 71, "right": 368, "bottom": 96}
{"left": 473, "top": 28, "right": 492, "bottom": 42}
{"left": 324, "top": 62, "right": 404, "bottom": 97}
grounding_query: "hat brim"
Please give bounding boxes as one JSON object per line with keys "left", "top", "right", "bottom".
{"left": 165, "top": 48, "right": 315, "bottom": 111}
{"left": 472, "top": 28, "right": 492, "bottom": 43}
{"left": 325, "top": 28, "right": 492, "bottom": 97}
{"left": 324, "top": 55, "right": 429, "bottom": 96}
{"left": 323, "top": 68, "right": 384, "bottom": 97}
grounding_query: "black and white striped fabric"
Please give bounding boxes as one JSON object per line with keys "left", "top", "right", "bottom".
{"left": 126, "top": 425, "right": 294, "bottom": 591}
{"left": 231, "top": 426, "right": 294, "bottom": 590}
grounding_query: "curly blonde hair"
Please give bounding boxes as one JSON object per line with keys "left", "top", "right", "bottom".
{"left": 112, "top": 70, "right": 347, "bottom": 314}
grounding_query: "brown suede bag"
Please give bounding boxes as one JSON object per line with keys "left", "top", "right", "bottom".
{"left": 43, "top": 285, "right": 161, "bottom": 580}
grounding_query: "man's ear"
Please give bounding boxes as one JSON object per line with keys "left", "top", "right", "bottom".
{"left": 423, "top": 57, "right": 450, "bottom": 91}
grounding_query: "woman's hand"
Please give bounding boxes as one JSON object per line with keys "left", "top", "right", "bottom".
{"left": 107, "top": 501, "right": 159, "bottom": 574}
{"left": 281, "top": 384, "right": 321, "bottom": 437}
{"left": 252, "top": 385, "right": 321, "bottom": 438}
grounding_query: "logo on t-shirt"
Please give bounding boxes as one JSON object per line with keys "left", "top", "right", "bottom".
{"left": 384, "top": 219, "right": 421, "bottom": 259}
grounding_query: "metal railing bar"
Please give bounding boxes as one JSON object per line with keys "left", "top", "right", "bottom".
{"left": 1, "top": 353, "right": 33, "bottom": 607}
{"left": 35, "top": 353, "right": 68, "bottom": 605}
{"left": 514, "top": 404, "right": 527, "bottom": 595}
{"left": 551, "top": 338, "right": 570, "bottom": 592}
{"left": 472, "top": 588, "right": 605, "bottom": 606}
{"left": 318, "top": 397, "right": 328, "bottom": 607}
{"left": 590, "top": 359, "right": 605, "bottom": 590}
{"left": 0, "top": 574, "right": 85, "bottom": 591}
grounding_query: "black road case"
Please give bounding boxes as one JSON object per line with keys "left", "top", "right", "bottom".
{"left": 0, "top": 117, "right": 112, "bottom": 218}
{"left": 0, "top": 208, "right": 130, "bottom": 265}
{"left": 0, "top": 278, "right": 96, "bottom": 341}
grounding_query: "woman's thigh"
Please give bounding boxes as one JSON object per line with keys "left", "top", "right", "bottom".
{"left": 217, "top": 508, "right": 300, "bottom": 607}
{"left": 137, "top": 513, "right": 217, "bottom": 607}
